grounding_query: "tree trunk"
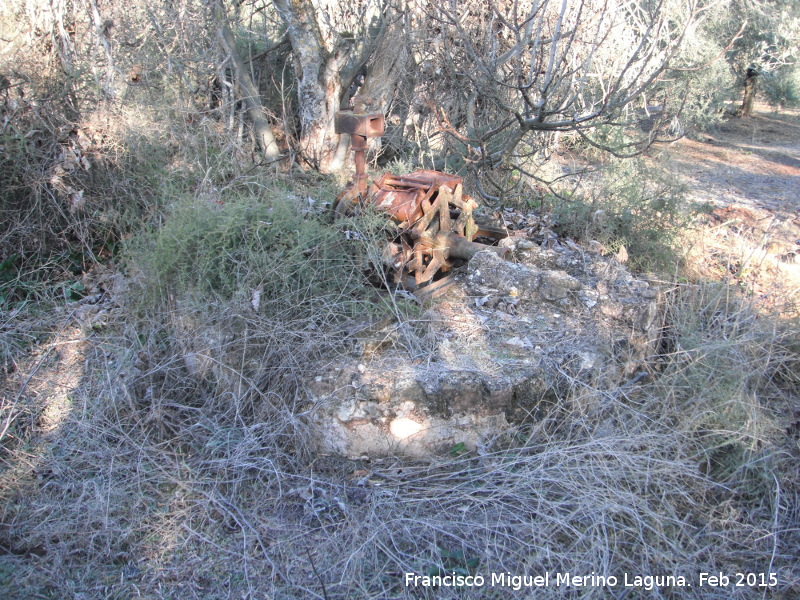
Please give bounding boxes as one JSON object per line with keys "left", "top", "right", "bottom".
{"left": 353, "top": 15, "right": 413, "bottom": 162}
{"left": 740, "top": 67, "right": 758, "bottom": 117}
{"left": 218, "top": 23, "right": 281, "bottom": 160}
{"left": 272, "top": 0, "right": 345, "bottom": 172}
{"left": 87, "top": 0, "right": 115, "bottom": 99}
{"left": 355, "top": 21, "right": 410, "bottom": 113}
{"left": 272, "top": 0, "right": 394, "bottom": 173}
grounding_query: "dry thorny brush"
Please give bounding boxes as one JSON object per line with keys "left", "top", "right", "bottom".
{"left": 2, "top": 225, "right": 800, "bottom": 599}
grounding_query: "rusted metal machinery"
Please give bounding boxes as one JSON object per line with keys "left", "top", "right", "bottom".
{"left": 333, "top": 109, "right": 507, "bottom": 288}
{"left": 333, "top": 109, "right": 385, "bottom": 215}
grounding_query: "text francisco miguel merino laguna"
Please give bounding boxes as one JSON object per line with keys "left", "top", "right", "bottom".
{"left": 405, "top": 571, "right": 691, "bottom": 592}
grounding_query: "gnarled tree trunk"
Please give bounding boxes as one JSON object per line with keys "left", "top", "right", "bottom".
{"left": 272, "top": 0, "right": 337, "bottom": 170}
{"left": 272, "top": 0, "right": 398, "bottom": 173}
{"left": 740, "top": 67, "right": 758, "bottom": 117}
{"left": 354, "top": 13, "right": 413, "bottom": 161}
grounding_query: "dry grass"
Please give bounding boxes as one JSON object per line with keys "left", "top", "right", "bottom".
{"left": 1, "top": 272, "right": 798, "bottom": 598}
{"left": 682, "top": 204, "right": 800, "bottom": 318}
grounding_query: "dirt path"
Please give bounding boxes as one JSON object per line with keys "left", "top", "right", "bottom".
{"left": 672, "top": 107, "right": 800, "bottom": 213}
{"left": 670, "top": 106, "right": 800, "bottom": 316}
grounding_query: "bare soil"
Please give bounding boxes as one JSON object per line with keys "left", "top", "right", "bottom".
{"left": 672, "top": 106, "right": 800, "bottom": 316}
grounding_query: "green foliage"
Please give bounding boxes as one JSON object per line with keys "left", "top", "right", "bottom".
{"left": 132, "top": 186, "right": 377, "bottom": 319}
{"left": 380, "top": 156, "right": 416, "bottom": 176}
{"left": 685, "top": 0, "right": 800, "bottom": 116}
{"left": 761, "top": 66, "right": 800, "bottom": 108}
{"left": 552, "top": 158, "right": 694, "bottom": 271}
{"left": 724, "top": 0, "right": 800, "bottom": 77}
{"left": 577, "top": 124, "right": 633, "bottom": 160}
{"left": 675, "top": 58, "right": 737, "bottom": 132}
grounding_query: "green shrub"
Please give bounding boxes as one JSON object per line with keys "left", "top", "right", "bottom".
{"left": 668, "top": 32, "right": 738, "bottom": 132}
{"left": 551, "top": 158, "right": 694, "bottom": 271}
{"left": 115, "top": 185, "right": 399, "bottom": 455}
{"left": 130, "top": 184, "right": 391, "bottom": 322}
{"left": 761, "top": 66, "right": 800, "bottom": 108}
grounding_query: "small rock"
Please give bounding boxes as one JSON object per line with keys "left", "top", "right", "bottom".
{"left": 588, "top": 240, "right": 606, "bottom": 254}
{"left": 504, "top": 336, "right": 528, "bottom": 348}
{"left": 539, "top": 270, "right": 582, "bottom": 301}
{"left": 475, "top": 295, "right": 491, "bottom": 308}
{"left": 579, "top": 290, "right": 599, "bottom": 309}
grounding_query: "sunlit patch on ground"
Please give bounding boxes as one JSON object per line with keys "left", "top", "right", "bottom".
{"left": 30, "top": 327, "right": 87, "bottom": 434}
{"left": 674, "top": 106, "right": 800, "bottom": 318}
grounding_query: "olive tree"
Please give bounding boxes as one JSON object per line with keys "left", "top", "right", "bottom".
{"left": 271, "top": 0, "right": 412, "bottom": 172}
{"left": 401, "top": 0, "right": 699, "bottom": 195}
{"left": 722, "top": 0, "right": 800, "bottom": 115}
{"left": 264, "top": 0, "right": 704, "bottom": 179}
